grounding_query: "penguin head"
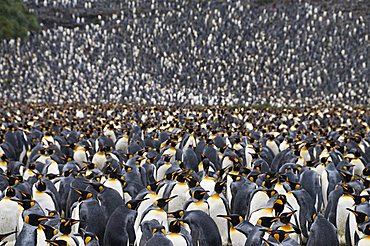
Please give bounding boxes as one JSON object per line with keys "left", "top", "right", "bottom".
{"left": 363, "top": 167, "right": 370, "bottom": 177}
{"left": 214, "top": 180, "right": 226, "bottom": 194}
{"left": 126, "top": 198, "right": 149, "bottom": 210}
{"left": 147, "top": 180, "right": 162, "bottom": 192}
{"left": 339, "top": 169, "right": 354, "bottom": 182}
{"left": 352, "top": 194, "right": 370, "bottom": 205}
{"left": 167, "top": 210, "right": 184, "bottom": 219}
{"left": 73, "top": 188, "right": 93, "bottom": 201}
{"left": 59, "top": 218, "right": 80, "bottom": 235}
{"left": 261, "top": 176, "right": 278, "bottom": 189}
{"left": 11, "top": 199, "right": 36, "bottom": 210}
{"left": 83, "top": 180, "right": 104, "bottom": 193}
{"left": 342, "top": 183, "right": 355, "bottom": 194}
{"left": 287, "top": 181, "right": 301, "bottom": 190}
{"left": 46, "top": 209, "right": 60, "bottom": 218}
{"left": 278, "top": 210, "right": 297, "bottom": 224}
{"left": 273, "top": 195, "right": 287, "bottom": 216}
{"left": 359, "top": 223, "right": 370, "bottom": 236}
{"left": 185, "top": 175, "right": 200, "bottom": 188}
{"left": 217, "top": 214, "right": 243, "bottom": 227}
{"left": 0, "top": 154, "right": 9, "bottom": 162}
{"left": 45, "top": 173, "right": 60, "bottom": 181}
{"left": 347, "top": 208, "right": 370, "bottom": 224}
{"left": 4, "top": 186, "right": 16, "bottom": 198}
{"left": 81, "top": 229, "right": 99, "bottom": 245}
{"left": 0, "top": 174, "right": 19, "bottom": 186}
{"left": 169, "top": 220, "right": 184, "bottom": 234}
{"left": 24, "top": 214, "right": 51, "bottom": 226}
{"left": 265, "top": 229, "right": 294, "bottom": 243}
{"left": 35, "top": 180, "right": 47, "bottom": 192}
{"left": 152, "top": 225, "right": 166, "bottom": 235}
{"left": 191, "top": 189, "right": 208, "bottom": 200}
{"left": 228, "top": 173, "right": 243, "bottom": 182}
{"left": 40, "top": 224, "right": 57, "bottom": 240}
{"left": 257, "top": 216, "right": 279, "bottom": 228}
{"left": 175, "top": 173, "right": 187, "bottom": 183}
{"left": 154, "top": 196, "right": 177, "bottom": 209}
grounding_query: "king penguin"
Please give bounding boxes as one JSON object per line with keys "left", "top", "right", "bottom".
{"left": 207, "top": 181, "right": 229, "bottom": 246}
{"left": 307, "top": 214, "right": 339, "bottom": 246}
{"left": 166, "top": 220, "right": 191, "bottom": 246}
{"left": 0, "top": 187, "right": 23, "bottom": 245}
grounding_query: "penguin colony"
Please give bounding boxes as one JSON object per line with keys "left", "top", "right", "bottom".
{"left": 0, "top": 103, "right": 369, "bottom": 246}
{"left": 0, "top": 0, "right": 369, "bottom": 106}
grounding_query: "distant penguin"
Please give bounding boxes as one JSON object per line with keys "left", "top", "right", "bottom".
{"left": 115, "top": 135, "right": 129, "bottom": 154}
{"left": 73, "top": 146, "right": 88, "bottom": 167}
{"left": 266, "top": 133, "right": 280, "bottom": 156}
{"left": 92, "top": 151, "right": 107, "bottom": 169}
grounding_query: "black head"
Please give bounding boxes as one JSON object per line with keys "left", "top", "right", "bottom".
{"left": 46, "top": 209, "right": 60, "bottom": 217}
{"left": 360, "top": 223, "right": 370, "bottom": 236}
{"left": 257, "top": 216, "right": 278, "bottom": 228}
{"left": 214, "top": 180, "right": 226, "bottom": 194}
{"left": 192, "top": 189, "right": 207, "bottom": 200}
{"left": 152, "top": 225, "right": 166, "bottom": 235}
{"left": 126, "top": 198, "right": 149, "bottom": 210}
{"left": 40, "top": 224, "right": 57, "bottom": 240}
{"left": 273, "top": 195, "right": 287, "bottom": 216}
{"left": 347, "top": 208, "right": 369, "bottom": 224}
{"left": 217, "top": 214, "right": 243, "bottom": 227}
{"left": 84, "top": 180, "right": 104, "bottom": 193}
{"left": 185, "top": 175, "right": 199, "bottom": 188}
{"left": 266, "top": 229, "right": 293, "bottom": 243}
{"left": 278, "top": 210, "right": 297, "bottom": 224}
{"left": 169, "top": 220, "right": 183, "bottom": 233}
{"left": 74, "top": 188, "right": 93, "bottom": 201}
{"left": 11, "top": 199, "right": 36, "bottom": 210}
{"left": 24, "top": 214, "right": 51, "bottom": 226}
{"left": 167, "top": 210, "right": 184, "bottom": 219}
{"left": 59, "top": 218, "right": 80, "bottom": 235}
{"left": 35, "top": 180, "right": 47, "bottom": 192}
{"left": 154, "top": 196, "right": 177, "bottom": 209}
{"left": 147, "top": 180, "right": 161, "bottom": 192}
{"left": 5, "top": 186, "right": 16, "bottom": 197}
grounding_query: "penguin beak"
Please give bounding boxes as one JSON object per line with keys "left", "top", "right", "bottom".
{"left": 73, "top": 189, "right": 82, "bottom": 195}
{"left": 346, "top": 208, "right": 357, "bottom": 215}
{"left": 38, "top": 216, "right": 53, "bottom": 222}
{"left": 288, "top": 210, "right": 297, "bottom": 216}
{"left": 166, "top": 195, "right": 178, "bottom": 202}
{"left": 216, "top": 215, "right": 231, "bottom": 220}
